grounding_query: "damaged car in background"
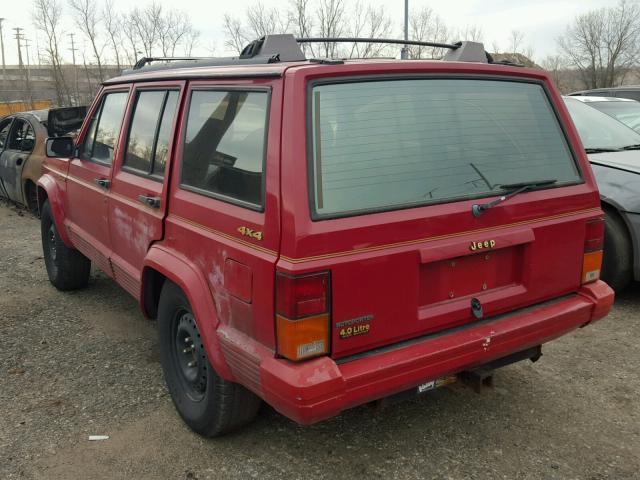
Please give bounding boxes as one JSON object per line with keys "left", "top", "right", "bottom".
{"left": 0, "top": 106, "right": 86, "bottom": 214}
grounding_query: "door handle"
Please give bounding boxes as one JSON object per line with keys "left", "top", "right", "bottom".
{"left": 138, "top": 194, "right": 161, "bottom": 209}
{"left": 94, "top": 178, "right": 110, "bottom": 189}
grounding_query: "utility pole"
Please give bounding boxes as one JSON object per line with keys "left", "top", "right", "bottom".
{"left": 69, "top": 33, "right": 79, "bottom": 105}
{"left": 24, "top": 38, "right": 31, "bottom": 68}
{"left": 23, "top": 37, "right": 33, "bottom": 107}
{"left": 0, "top": 18, "right": 6, "bottom": 79}
{"left": 13, "top": 27, "right": 32, "bottom": 107}
{"left": 13, "top": 27, "right": 24, "bottom": 68}
{"left": 401, "top": 0, "right": 409, "bottom": 59}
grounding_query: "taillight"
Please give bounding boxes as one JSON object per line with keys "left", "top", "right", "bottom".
{"left": 582, "top": 217, "right": 605, "bottom": 284}
{"left": 276, "top": 271, "right": 330, "bottom": 361}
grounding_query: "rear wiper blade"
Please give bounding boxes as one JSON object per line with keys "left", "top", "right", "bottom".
{"left": 621, "top": 144, "right": 640, "bottom": 150}
{"left": 471, "top": 179, "right": 557, "bottom": 218}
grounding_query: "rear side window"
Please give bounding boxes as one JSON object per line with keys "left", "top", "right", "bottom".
{"left": 181, "top": 90, "right": 268, "bottom": 208}
{"left": 80, "top": 92, "right": 129, "bottom": 165}
{"left": 124, "top": 90, "right": 179, "bottom": 178}
{"left": 310, "top": 78, "right": 581, "bottom": 218}
{"left": 614, "top": 90, "right": 640, "bottom": 101}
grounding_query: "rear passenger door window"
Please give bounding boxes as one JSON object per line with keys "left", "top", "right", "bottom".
{"left": 80, "top": 92, "right": 129, "bottom": 165}
{"left": 123, "top": 90, "right": 179, "bottom": 179}
{"left": 181, "top": 89, "right": 268, "bottom": 208}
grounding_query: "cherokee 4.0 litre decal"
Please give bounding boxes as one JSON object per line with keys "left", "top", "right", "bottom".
{"left": 336, "top": 315, "right": 373, "bottom": 339}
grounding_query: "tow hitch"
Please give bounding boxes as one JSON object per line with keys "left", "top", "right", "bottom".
{"left": 370, "top": 345, "right": 543, "bottom": 411}
{"left": 458, "top": 345, "right": 542, "bottom": 393}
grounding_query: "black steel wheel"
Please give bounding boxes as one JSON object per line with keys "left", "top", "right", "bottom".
{"left": 41, "top": 200, "right": 91, "bottom": 291}
{"left": 157, "top": 281, "right": 261, "bottom": 437}
{"left": 172, "top": 311, "right": 207, "bottom": 402}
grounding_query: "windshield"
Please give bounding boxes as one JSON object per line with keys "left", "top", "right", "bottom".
{"left": 310, "top": 78, "right": 581, "bottom": 217}
{"left": 585, "top": 100, "right": 640, "bottom": 133}
{"left": 563, "top": 97, "right": 640, "bottom": 150}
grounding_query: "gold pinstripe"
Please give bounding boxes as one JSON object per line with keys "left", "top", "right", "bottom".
{"left": 170, "top": 214, "right": 278, "bottom": 256}
{"left": 279, "top": 207, "right": 602, "bottom": 264}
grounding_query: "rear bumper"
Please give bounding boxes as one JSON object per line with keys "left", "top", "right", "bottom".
{"left": 259, "top": 281, "right": 614, "bottom": 425}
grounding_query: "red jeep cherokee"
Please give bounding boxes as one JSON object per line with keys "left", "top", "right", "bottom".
{"left": 38, "top": 35, "right": 614, "bottom": 436}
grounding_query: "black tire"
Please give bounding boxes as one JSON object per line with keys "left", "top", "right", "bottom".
{"left": 157, "top": 281, "right": 260, "bottom": 437}
{"left": 41, "top": 200, "right": 91, "bottom": 291}
{"left": 601, "top": 209, "right": 633, "bottom": 292}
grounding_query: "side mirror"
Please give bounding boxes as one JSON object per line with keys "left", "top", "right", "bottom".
{"left": 46, "top": 136, "right": 74, "bottom": 158}
{"left": 21, "top": 138, "right": 35, "bottom": 152}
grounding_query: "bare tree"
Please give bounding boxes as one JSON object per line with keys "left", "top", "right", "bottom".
{"left": 223, "top": 14, "right": 248, "bottom": 55}
{"left": 558, "top": 0, "right": 640, "bottom": 89}
{"left": 347, "top": 2, "right": 393, "bottom": 58}
{"left": 541, "top": 54, "right": 569, "bottom": 91}
{"left": 453, "top": 24, "right": 484, "bottom": 43}
{"left": 121, "top": 14, "right": 141, "bottom": 65}
{"left": 289, "top": 0, "right": 315, "bottom": 56}
{"left": 103, "top": 0, "right": 122, "bottom": 69}
{"left": 408, "top": 7, "right": 449, "bottom": 59}
{"left": 246, "top": 2, "right": 291, "bottom": 38}
{"left": 223, "top": 1, "right": 293, "bottom": 55}
{"left": 129, "top": 3, "right": 163, "bottom": 57}
{"left": 157, "top": 10, "right": 196, "bottom": 57}
{"left": 182, "top": 27, "right": 200, "bottom": 56}
{"left": 316, "top": 0, "right": 345, "bottom": 58}
{"left": 508, "top": 30, "right": 524, "bottom": 54}
{"left": 33, "top": 0, "right": 70, "bottom": 105}
{"left": 68, "top": 0, "right": 105, "bottom": 81}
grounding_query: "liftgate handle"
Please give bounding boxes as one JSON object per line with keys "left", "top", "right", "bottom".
{"left": 138, "top": 195, "right": 161, "bottom": 209}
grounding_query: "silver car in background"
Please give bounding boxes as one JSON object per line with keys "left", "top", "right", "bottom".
{"left": 570, "top": 95, "right": 640, "bottom": 133}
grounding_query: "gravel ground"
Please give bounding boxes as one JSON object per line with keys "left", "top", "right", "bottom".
{"left": 1, "top": 199, "right": 639, "bottom": 480}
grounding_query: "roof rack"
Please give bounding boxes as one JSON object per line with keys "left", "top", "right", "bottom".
{"left": 124, "top": 34, "right": 493, "bottom": 76}
{"left": 296, "top": 37, "right": 460, "bottom": 50}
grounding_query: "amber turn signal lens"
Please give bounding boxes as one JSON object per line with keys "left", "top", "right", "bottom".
{"left": 582, "top": 250, "right": 603, "bottom": 284}
{"left": 276, "top": 314, "right": 329, "bottom": 361}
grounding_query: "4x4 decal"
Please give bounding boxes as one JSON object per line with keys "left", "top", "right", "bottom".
{"left": 237, "top": 226, "right": 263, "bottom": 241}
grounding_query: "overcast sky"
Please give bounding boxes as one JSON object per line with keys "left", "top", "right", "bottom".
{"left": 0, "top": 0, "right": 618, "bottom": 65}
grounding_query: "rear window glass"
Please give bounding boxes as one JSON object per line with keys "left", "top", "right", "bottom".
{"left": 310, "top": 78, "right": 581, "bottom": 218}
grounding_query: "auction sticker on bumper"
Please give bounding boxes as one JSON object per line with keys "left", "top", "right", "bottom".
{"left": 417, "top": 376, "right": 457, "bottom": 394}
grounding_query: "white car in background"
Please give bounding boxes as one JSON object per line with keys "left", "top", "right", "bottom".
{"left": 569, "top": 95, "right": 640, "bottom": 133}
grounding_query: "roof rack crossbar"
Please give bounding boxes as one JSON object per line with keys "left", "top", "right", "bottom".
{"left": 296, "top": 37, "right": 460, "bottom": 50}
{"left": 133, "top": 56, "right": 211, "bottom": 70}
